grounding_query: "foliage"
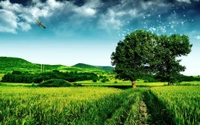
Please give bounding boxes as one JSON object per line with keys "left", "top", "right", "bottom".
{"left": 1, "top": 73, "right": 34, "bottom": 83}
{"left": 111, "top": 30, "right": 192, "bottom": 85}
{"left": 179, "top": 74, "right": 200, "bottom": 81}
{"left": 111, "top": 30, "right": 158, "bottom": 82}
{"left": 12, "top": 71, "right": 22, "bottom": 75}
{"left": 39, "top": 79, "right": 71, "bottom": 87}
{"left": 1, "top": 71, "right": 99, "bottom": 83}
{"left": 142, "top": 75, "right": 159, "bottom": 82}
{"left": 92, "top": 79, "right": 97, "bottom": 82}
{"left": 154, "top": 34, "right": 192, "bottom": 84}
{"left": 101, "top": 77, "right": 109, "bottom": 83}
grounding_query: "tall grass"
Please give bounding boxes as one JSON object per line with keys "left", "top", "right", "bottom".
{"left": 0, "top": 87, "right": 137, "bottom": 124}
{"left": 148, "top": 86, "right": 200, "bottom": 125}
{"left": 104, "top": 89, "right": 146, "bottom": 125}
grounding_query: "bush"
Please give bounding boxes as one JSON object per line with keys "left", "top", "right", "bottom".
{"left": 101, "top": 78, "right": 109, "bottom": 83}
{"left": 12, "top": 71, "right": 22, "bottom": 75}
{"left": 39, "top": 79, "right": 71, "bottom": 87}
{"left": 33, "top": 77, "right": 43, "bottom": 83}
{"left": 92, "top": 79, "right": 97, "bottom": 82}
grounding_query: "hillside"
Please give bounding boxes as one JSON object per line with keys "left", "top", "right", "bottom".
{"left": 0, "top": 57, "right": 114, "bottom": 73}
{"left": 73, "top": 63, "right": 114, "bottom": 72}
{"left": 0, "top": 57, "right": 40, "bottom": 73}
{"left": 73, "top": 63, "right": 97, "bottom": 69}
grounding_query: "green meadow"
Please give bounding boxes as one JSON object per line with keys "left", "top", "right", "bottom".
{"left": 1, "top": 85, "right": 200, "bottom": 124}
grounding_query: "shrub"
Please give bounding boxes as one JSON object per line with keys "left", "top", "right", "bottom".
{"left": 39, "top": 79, "right": 71, "bottom": 87}
{"left": 101, "top": 78, "right": 109, "bottom": 83}
{"left": 92, "top": 79, "right": 97, "bottom": 82}
{"left": 12, "top": 71, "right": 22, "bottom": 75}
{"left": 33, "top": 77, "right": 43, "bottom": 83}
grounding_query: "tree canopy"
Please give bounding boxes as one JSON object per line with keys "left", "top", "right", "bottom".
{"left": 155, "top": 34, "right": 192, "bottom": 84}
{"left": 111, "top": 30, "right": 192, "bottom": 87}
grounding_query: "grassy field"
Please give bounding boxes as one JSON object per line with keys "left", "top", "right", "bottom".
{"left": 0, "top": 87, "right": 144, "bottom": 124}
{"left": 75, "top": 80, "right": 200, "bottom": 88}
{"left": 1, "top": 84, "right": 200, "bottom": 124}
{"left": 1, "top": 80, "right": 200, "bottom": 88}
{"left": 75, "top": 80, "right": 166, "bottom": 87}
{"left": 145, "top": 86, "right": 200, "bottom": 124}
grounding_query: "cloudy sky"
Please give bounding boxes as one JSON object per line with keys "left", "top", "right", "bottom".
{"left": 0, "top": 0, "right": 200, "bottom": 75}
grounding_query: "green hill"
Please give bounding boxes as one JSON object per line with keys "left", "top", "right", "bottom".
{"left": 0, "top": 57, "right": 40, "bottom": 73}
{"left": 73, "top": 63, "right": 114, "bottom": 72}
{"left": 73, "top": 63, "right": 98, "bottom": 69}
{"left": 0, "top": 57, "right": 114, "bottom": 74}
{"left": 97, "top": 66, "right": 114, "bottom": 72}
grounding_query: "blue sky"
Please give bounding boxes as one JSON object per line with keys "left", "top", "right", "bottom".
{"left": 0, "top": 0, "right": 200, "bottom": 75}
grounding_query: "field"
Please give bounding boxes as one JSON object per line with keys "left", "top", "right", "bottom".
{"left": 1, "top": 84, "right": 200, "bottom": 125}
{"left": 0, "top": 87, "right": 145, "bottom": 125}
{"left": 146, "top": 86, "right": 200, "bottom": 125}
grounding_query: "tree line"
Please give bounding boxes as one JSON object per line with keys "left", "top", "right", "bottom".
{"left": 1, "top": 70, "right": 98, "bottom": 83}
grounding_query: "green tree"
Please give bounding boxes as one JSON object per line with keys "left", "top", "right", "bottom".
{"left": 155, "top": 34, "right": 192, "bottom": 84}
{"left": 12, "top": 71, "right": 22, "bottom": 75}
{"left": 111, "top": 30, "right": 158, "bottom": 88}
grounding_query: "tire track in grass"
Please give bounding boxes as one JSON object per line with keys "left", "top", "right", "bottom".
{"left": 104, "top": 90, "right": 136, "bottom": 125}
{"left": 144, "top": 90, "right": 175, "bottom": 125}
{"left": 124, "top": 95, "right": 140, "bottom": 125}
{"left": 124, "top": 91, "right": 151, "bottom": 125}
{"left": 138, "top": 99, "right": 151, "bottom": 125}
{"left": 105, "top": 89, "right": 148, "bottom": 125}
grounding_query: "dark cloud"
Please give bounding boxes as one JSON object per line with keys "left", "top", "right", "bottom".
{"left": 9, "top": 0, "right": 32, "bottom": 6}
{"left": 165, "top": 0, "right": 177, "bottom": 3}
{"left": 55, "top": 0, "right": 86, "bottom": 6}
{"left": 191, "top": 2, "right": 200, "bottom": 12}
{"left": 73, "top": 0, "right": 85, "bottom": 6}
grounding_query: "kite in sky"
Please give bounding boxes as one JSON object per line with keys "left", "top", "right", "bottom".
{"left": 35, "top": 19, "right": 46, "bottom": 29}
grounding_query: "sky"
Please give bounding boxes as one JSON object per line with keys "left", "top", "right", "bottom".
{"left": 0, "top": 0, "right": 200, "bottom": 75}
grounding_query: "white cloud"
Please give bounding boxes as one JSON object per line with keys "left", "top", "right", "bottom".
{"left": 0, "top": 9, "right": 18, "bottom": 33}
{"left": 128, "top": 9, "right": 137, "bottom": 16}
{"left": 72, "top": 0, "right": 103, "bottom": 17}
{"left": 141, "top": 1, "right": 154, "bottom": 10}
{"left": 86, "top": 0, "right": 102, "bottom": 8}
{"left": 0, "top": 0, "right": 22, "bottom": 13}
{"left": 47, "top": 0, "right": 63, "bottom": 9}
{"left": 18, "top": 22, "right": 31, "bottom": 31}
{"left": 99, "top": 9, "right": 123, "bottom": 31}
{"left": 176, "top": 0, "right": 191, "bottom": 3}
{"left": 74, "top": 7, "right": 96, "bottom": 16}
{"left": 84, "top": 7, "right": 96, "bottom": 16}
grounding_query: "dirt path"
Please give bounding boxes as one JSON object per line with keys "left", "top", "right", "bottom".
{"left": 139, "top": 100, "right": 151, "bottom": 125}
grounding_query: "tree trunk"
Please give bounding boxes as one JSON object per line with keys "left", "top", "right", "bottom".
{"left": 132, "top": 81, "right": 136, "bottom": 88}
{"left": 168, "top": 82, "right": 173, "bottom": 86}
